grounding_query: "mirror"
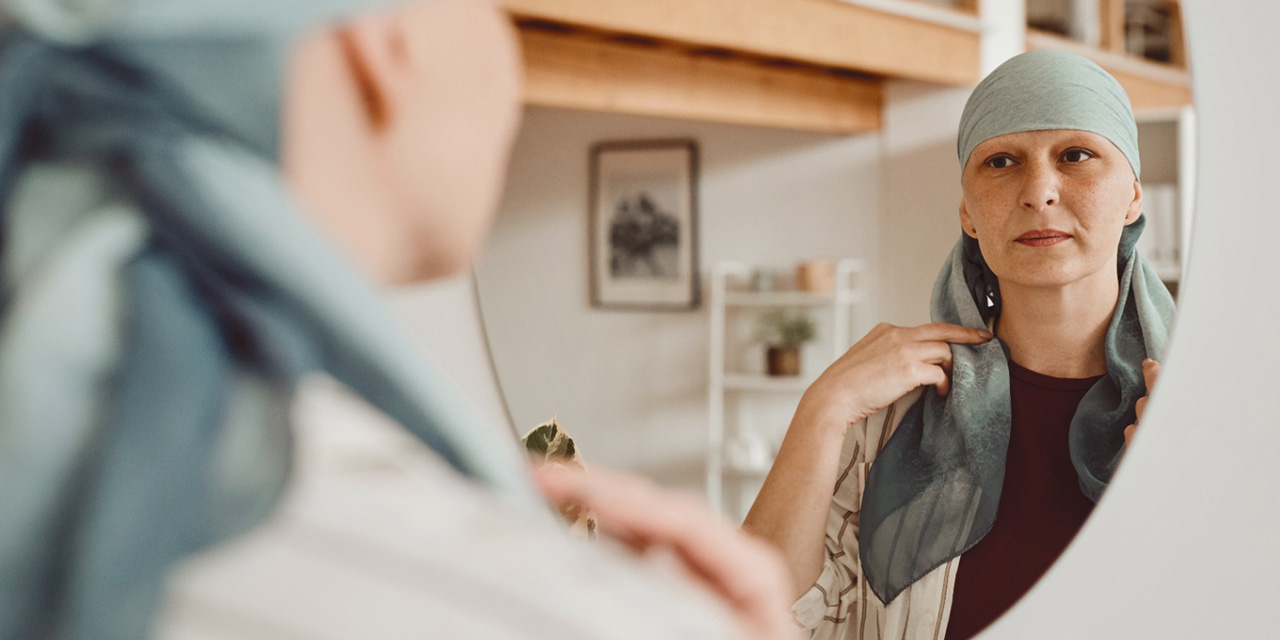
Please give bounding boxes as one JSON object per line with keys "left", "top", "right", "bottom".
{"left": 149, "top": 0, "right": 1280, "bottom": 636}
{"left": 476, "top": 1, "right": 1199, "bottom": 636}
{"left": 148, "top": 0, "right": 1280, "bottom": 636}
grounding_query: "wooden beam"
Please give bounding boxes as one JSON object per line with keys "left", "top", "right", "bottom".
{"left": 501, "top": 0, "right": 980, "bottom": 86}
{"left": 1106, "top": 66, "right": 1193, "bottom": 111}
{"left": 518, "top": 29, "right": 883, "bottom": 134}
{"left": 1099, "top": 0, "right": 1126, "bottom": 54}
{"left": 1166, "top": 1, "right": 1187, "bottom": 68}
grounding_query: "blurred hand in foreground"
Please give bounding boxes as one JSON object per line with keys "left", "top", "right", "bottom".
{"left": 535, "top": 466, "right": 800, "bottom": 640}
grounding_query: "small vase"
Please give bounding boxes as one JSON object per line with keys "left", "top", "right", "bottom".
{"left": 796, "top": 260, "right": 836, "bottom": 293}
{"left": 766, "top": 346, "right": 801, "bottom": 376}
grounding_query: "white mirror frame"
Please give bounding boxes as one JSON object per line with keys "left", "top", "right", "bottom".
{"left": 985, "top": 2, "right": 1280, "bottom": 637}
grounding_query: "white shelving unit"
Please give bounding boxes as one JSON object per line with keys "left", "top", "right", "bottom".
{"left": 706, "top": 259, "right": 866, "bottom": 517}
{"left": 1135, "top": 106, "right": 1196, "bottom": 287}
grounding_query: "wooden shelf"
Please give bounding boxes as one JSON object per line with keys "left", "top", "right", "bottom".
{"left": 518, "top": 27, "right": 882, "bottom": 134}
{"left": 503, "top": 0, "right": 983, "bottom": 133}
{"left": 1026, "top": 30, "right": 1192, "bottom": 111}
{"left": 507, "top": 0, "right": 1194, "bottom": 132}
{"left": 502, "top": 0, "right": 980, "bottom": 85}
{"left": 833, "top": 0, "right": 981, "bottom": 31}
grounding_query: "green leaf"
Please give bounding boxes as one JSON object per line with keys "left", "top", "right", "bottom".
{"left": 523, "top": 424, "right": 556, "bottom": 456}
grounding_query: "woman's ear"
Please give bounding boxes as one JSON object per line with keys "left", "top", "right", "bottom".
{"left": 335, "top": 16, "right": 410, "bottom": 130}
{"left": 959, "top": 200, "right": 978, "bottom": 238}
{"left": 1124, "top": 179, "right": 1144, "bottom": 225}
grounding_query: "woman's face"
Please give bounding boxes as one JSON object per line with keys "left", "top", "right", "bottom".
{"left": 960, "top": 129, "right": 1143, "bottom": 289}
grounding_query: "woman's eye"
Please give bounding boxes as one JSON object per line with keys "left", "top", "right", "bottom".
{"left": 1061, "top": 148, "right": 1095, "bottom": 163}
{"left": 985, "top": 155, "right": 1016, "bottom": 169}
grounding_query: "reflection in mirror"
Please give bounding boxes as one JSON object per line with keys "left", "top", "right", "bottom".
{"left": 478, "top": 108, "right": 882, "bottom": 495}
{"left": 478, "top": 4, "right": 1193, "bottom": 640}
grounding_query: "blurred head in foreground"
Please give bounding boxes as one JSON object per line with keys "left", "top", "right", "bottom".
{"left": 0, "top": 1, "right": 528, "bottom": 636}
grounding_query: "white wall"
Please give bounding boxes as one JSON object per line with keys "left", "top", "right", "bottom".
{"left": 876, "top": 80, "right": 972, "bottom": 326}
{"left": 476, "top": 106, "right": 882, "bottom": 490}
{"left": 874, "top": 0, "right": 1026, "bottom": 326}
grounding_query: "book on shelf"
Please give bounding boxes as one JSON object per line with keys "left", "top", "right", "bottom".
{"left": 1137, "top": 182, "right": 1179, "bottom": 276}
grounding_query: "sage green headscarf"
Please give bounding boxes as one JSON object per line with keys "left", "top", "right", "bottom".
{"left": 958, "top": 48, "right": 1141, "bottom": 179}
{"left": 859, "top": 49, "right": 1177, "bottom": 605}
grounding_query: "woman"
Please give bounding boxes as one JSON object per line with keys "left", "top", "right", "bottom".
{"left": 743, "top": 49, "right": 1175, "bottom": 640}
{"left": 0, "top": 1, "right": 795, "bottom": 638}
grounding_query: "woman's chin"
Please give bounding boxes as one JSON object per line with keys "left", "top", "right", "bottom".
{"left": 990, "top": 259, "right": 1093, "bottom": 290}
{"left": 1000, "top": 266, "right": 1116, "bottom": 292}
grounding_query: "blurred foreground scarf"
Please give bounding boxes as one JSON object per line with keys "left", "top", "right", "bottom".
{"left": 0, "top": 4, "right": 535, "bottom": 638}
{"left": 858, "top": 50, "right": 1177, "bottom": 604}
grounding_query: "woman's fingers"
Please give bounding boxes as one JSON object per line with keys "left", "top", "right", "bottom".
{"left": 1142, "top": 358, "right": 1160, "bottom": 392}
{"left": 911, "top": 322, "right": 994, "bottom": 345}
{"left": 905, "top": 340, "right": 958, "bottom": 397}
{"left": 1134, "top": 359, "right": 1160, "bottom": 422}
{"left": 800, "top": 322, "right": 991, "bottom": 431}
{"left": 906, "top": 326, "right": 987, "bottom": 396}
{"left": 534, "top": 466, "right": 796, "bottom": 640}
{"left": 537, "top": 467, "right": 756, "bottom": 590}
{"left": 912, "top": 362, "right": 948, "bottom": 397}
{"left": 933, "top": 366, "right": 951, "bottom": 396}
{"left": 1125, "top": 359, "right": 1161, "bottom": 448}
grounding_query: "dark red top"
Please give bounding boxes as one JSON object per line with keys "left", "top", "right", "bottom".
{"left": 943, "top": 359, "right": 1103, "bottom": 640}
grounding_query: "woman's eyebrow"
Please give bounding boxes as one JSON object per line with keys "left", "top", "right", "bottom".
{"left": 976, "top": 144, "right": 1016, "bottom": 157}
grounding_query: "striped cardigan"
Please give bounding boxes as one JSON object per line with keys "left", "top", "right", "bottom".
{"left": 791, "top": 387, "right": 961, "bottom": 640}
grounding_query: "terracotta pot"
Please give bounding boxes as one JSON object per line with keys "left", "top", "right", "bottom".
{"left": 767, "top": 346, "right": 801, "bottom": 376}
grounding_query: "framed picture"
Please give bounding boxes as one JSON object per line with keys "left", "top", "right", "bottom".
{"left": 589, "top": 139, "right": 700, "bottom": 310}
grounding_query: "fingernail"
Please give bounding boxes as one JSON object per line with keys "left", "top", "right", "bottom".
{"left": 979, "top": 330, "right": 994, "bottom": 339}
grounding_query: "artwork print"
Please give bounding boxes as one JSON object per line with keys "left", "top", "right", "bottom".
{"left": 589, "top": 140, "right": 699, "bottom": 310}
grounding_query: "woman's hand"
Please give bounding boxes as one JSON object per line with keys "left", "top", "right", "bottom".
{"left": 535, "top": 466, "right": 799, "bottom": 640}
{"left": 1124, "top": 358, "right": 1160, "bottom": 446}
{"left": 742, "top": 322, "right": 992, "bottom": 600}
{"left": 796, "top": 322, "right": 994, "bottom": 434}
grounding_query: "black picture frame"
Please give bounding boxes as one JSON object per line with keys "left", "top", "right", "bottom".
{"left": 588, "top": 139, "right": 700, "bottom": 310}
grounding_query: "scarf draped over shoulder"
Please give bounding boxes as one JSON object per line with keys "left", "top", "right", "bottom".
{"left": 858, "top": 49, "right": 1177, "bottom": 604}
{"left": 0, "top": 2, "right": 536, "bottom": 638}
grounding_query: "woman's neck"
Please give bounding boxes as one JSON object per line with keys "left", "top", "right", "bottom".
{"left": 994, "top": 269, "right": 1120, "bottom": 378}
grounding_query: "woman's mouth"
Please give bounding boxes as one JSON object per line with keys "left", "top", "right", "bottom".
{"left": 1015, "top": 229, "right": 1072, "bottom": 247}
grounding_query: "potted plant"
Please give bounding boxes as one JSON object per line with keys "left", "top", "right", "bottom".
{"left": 759, "top": 310, "right": 817, "bottom": 376}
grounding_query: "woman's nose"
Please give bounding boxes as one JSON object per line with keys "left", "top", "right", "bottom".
{"left": 1020, "top": 160, "right": 1059, "bottom": 211}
